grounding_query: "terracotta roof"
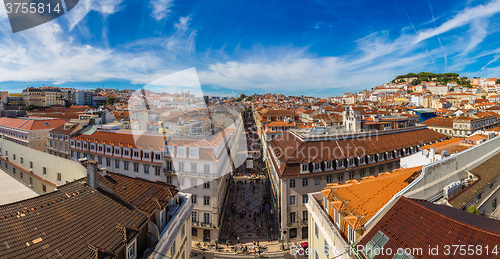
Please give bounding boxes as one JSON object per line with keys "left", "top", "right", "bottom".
{"left": 322, "top": 166, "right": 422, "bottom": 230}
{"left": 419, "top": 117, "right": 453, "bottom": 128}
{"left": 269, "top": 128, "right": 447, "bottom": 166}
{"left": 0, "top": 180, "right": 148, "bottom": 258}
{"left": 358, "top": 197, "right": 500, "bottom": 258}
{"left": 449, "top": 152, "right": 500, "bottom": 209}
{"left": 0, "top": 117, "right": 67, "bottom": 131}
{"left": 98, "top": 172, "right": 178, "bottom": 216}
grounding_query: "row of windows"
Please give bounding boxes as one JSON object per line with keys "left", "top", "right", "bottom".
{"left": 4, "top": 151, "right": 63, "bottom": 182}
{"left": 190, "top": 195, "right": 211, "bottom": 206}
{"left": 288, "top": 210, "right": 308, "bottom": 223}
{"left": 289, "top": 164, "right": 395, "bottom": 189}
{"left": 300, "top": 149, "right": 409, "bottom": 174}
{"left": 191, "top": 210, "right": 212, "bottom": 224}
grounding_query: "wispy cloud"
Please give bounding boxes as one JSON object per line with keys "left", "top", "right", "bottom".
{"left": 416, "top": 0, "right": 500, "bottom": 43}
{"left": 150, "top": 0, "right": 174, "bottom": 21}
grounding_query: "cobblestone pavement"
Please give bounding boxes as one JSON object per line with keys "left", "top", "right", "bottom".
{"left": 218, "top": 175, "right": 280, "bottom": 251}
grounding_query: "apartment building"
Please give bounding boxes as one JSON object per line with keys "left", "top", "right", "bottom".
{"left": 265, "top": 127, "right": 447, "bottom": 241}
{"left": 254, "top": 108, "right": 300, "bottom": 141}
{"left": 420, "top": 112, "right": 500, "bottom": 137}
{"left": 354, "top": 196, "right": 500, "bottom": 258}
{"left": 305, "top": 167, "right": 422, "bottom": 258}
{"left": 22, "top": 86, "right": 64, "bottom": 107}
{"left": 0, "top": 117, "right": 67, "bottom": 151}
{"left": 69, "top": 124, "right": 243, "bottom": 243}
{"left": 46, "top": 122, "right": 86, "bottom": 158}
{"left": 0, "top": 159, "right": 193, "bottom": 259}
{"left": 0, "top": 136, "right": 86, "bottom": 193}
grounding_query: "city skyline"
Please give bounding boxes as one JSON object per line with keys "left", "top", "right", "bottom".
{"left": 2, "top": 0, "right": 500, "bottom": 96}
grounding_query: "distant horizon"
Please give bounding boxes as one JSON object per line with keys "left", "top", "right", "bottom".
{"left": 2, "top": 0, "right": 500, "bottom": 97}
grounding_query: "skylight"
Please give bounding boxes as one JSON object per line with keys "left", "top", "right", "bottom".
{"left": 363, "top": 231, "right": 389, "bottom": 259}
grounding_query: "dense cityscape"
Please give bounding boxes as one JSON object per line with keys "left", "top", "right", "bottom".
{"left": 0, "top": 73, "right": 500, "bottom": 258}
{"left": 3, "top": 0, "right": 500, "bottom": 258}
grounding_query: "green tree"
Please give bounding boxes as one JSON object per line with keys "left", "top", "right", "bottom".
{"left": 411, "top": 79, "right": 421, "bottom": 85}
{"left": 468, "top": 204, "right": 479, "bottom": 214}
{"left": 105, "top": 96, "right": 117, "bottom": 105}
{"left": 481, "top": 95, "right": 487, "bottom": 99}
{"left": 496, "top": 78, "right": 500, "bottom": 84}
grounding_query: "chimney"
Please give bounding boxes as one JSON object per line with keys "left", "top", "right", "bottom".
{"left": 80, "top": 158, "right": 98, "bottom": 189}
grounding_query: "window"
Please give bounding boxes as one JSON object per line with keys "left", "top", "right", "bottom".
{"left": 204, "top": 182, "right": 210, "bottom": 189}
{"left": 115, "top": 160, "right": 120, "bottom": 168}
{"left": 155, "top": 166, "right": 161, "bottom": 176}
{"left": 493, "top": 198, "right": 497, "bottom": 211}
{"left": 106, "top": 158, "right": 111, "bottom": 167}
{"left": 190, "top": 148, "right": 198, "bottom": 157}
{"left": 338, "top": 172, "right": 344, "bottom": 182}
{"left": 289, "top": 179, "right": 296, "bottom": 188}
{"left": 314, "top": 177, "right": 320, "bottom": 185}
{"left": 302, "top": 178, "right": 308, "bottom": 187}
{"left": 124, "top": 161, "right": 129, "bottom": 170}
{"left": 204, "top": 196, "right": 210, "bottom": 206}
{"left": 179, "top": 162, "right": 184, "bottom": 172}
{"left": 20, "top": 157, "right": 23, "bottom": 165}
{"left": 334, "top": 209, "right": 340, "bottom": 227}
{"left": 30, "top": 161, "right": 33, "bottom": 169}
{"left": 133, "top": 163, "right": 139, "bottom": 172}
{"left": 363, "top": 231, "right": 390, "bottom": 259}
{"left": 42, "top": 184, "right": 46, "bottom": 193}
{"left": 349, "top": 171, "right": 355, "bottom": 180}
{"left": 326, "top": 161, "right": 332, "bottom": 169}
{"left": 144, "top": 152, "right": 150, "bottom": 159}
{"left": 155, "top": 153, "right": 161, "bottom": 160}
{"left": 57, "top": 173, "right": 61, "bottom": 182}
{"left": 13, "top": 154, "right": 16, "bottom": 160}
{"left": 315, "top": 223, "right": 319, "bottom": 238}
{"left": 289, "top": 212, "right": 296, "bottom": 223}
{"left": 192, "top": 227, "right": 198, "bottom": 236}
{"left": 98, "top": 156, "right": 103, "bottom": 164}
{"left": 370, "top": 167, "right": 375, "bottom": 175}
{"left": 314, "top": 163, "right": 320, "bottom": 171}
{"left": 326, "top": 175, "right": 332, "bottom": 183}
{"left": 166, "top": 176, "right": 172, "bottom": 184}
{"left": 203, "top": 212, "right": 211, "bottom": 224}
{"left": 192, "top": 211, "right": 198, "bottom": 223}
{"left": 192, "top": 195, "right": 197, "bottom": 204}
{"left": 181, "top": 225, "right": 186, "bottom": 238}
{"left": 43, "top": 167, "right": 47, "bottom": 176}
{"left": 289, "top": 228, "right": 297, "bottom": 238}
{"left": 166, "top": 161, "right": 173, "bottom": 171}
{"left": 144, "top": 164, "right": 149, "bottom": 174}
{"left": 191, "top": 163, "right": 197, "bottom": 173}
{"left": 191, "top": 179, "right": 197, "bottom": 187}
{"left": 204, "top": 164, "right": 210, "bottom": 174}
{"left": 337, "top": 159, "right": 344, "bottom": 168}
{"left": 360, "top": 169, "right": 365, "bottom": 178}
{"left": 303, "top": 210, "right": 308, "bottom": 222}
{"left": 290, "top": 195, "right": 296, "bottom": 206}
{"left": 302, "top": 194, "right": 308, "bottom": 204}
{"left": 348, "top": 225, "right": 355, "bottom": 244}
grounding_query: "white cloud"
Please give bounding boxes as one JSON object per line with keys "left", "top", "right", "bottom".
{"left": 65, "top": 0, "right": 124, "bottom": 31}
{"left": 415, "top": 0, "right": 500, "bottom": 43}
{"left": 150, "top": 0, "right": 174, "bottom": 21}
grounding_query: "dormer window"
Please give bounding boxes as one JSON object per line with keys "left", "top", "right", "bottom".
{"left": 336, "top": 159, "right": 344, "bottom": 168}
{"left": 368, "top": 155, "right": 375, "bottom": 163}
{"left": 326, "top": 161, "right": 332, "bottom": 169}
{"left": 347, "top": 158, "right": 355, "bottom": 167}
{"left": 301, "top": 164, "right": 309, "bottom": 172}
{"left": 358, "top": 157, "right": 365, "bottom": 164}
{"left": 377, "top": 153, "right": 384, "bottom": 161}
{"left": 314, "top": 163, "right": 321, "bottom": 171}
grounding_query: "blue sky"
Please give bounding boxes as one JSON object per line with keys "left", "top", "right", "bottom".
{"left": 1, "top": 0, "right": 500, "bottom": 97}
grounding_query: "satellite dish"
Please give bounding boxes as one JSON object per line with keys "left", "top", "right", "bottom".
{"left": 423, "top": 149, "right": 429, "bottom": 156}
